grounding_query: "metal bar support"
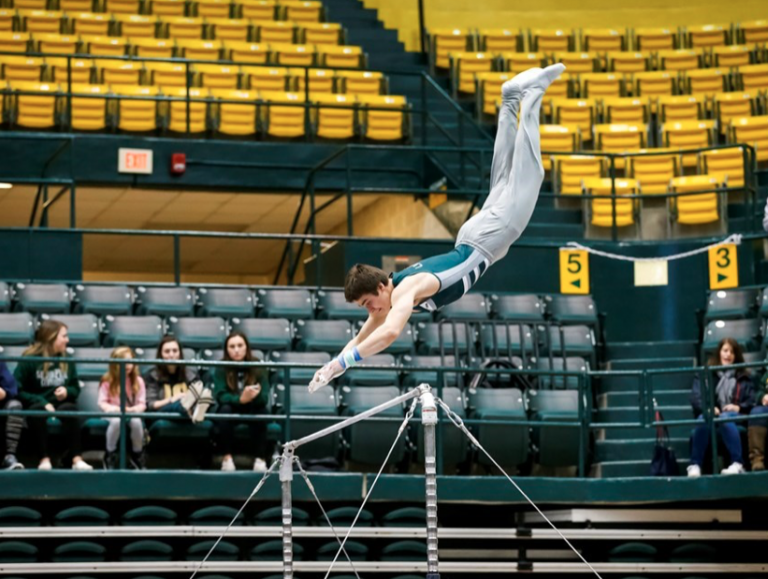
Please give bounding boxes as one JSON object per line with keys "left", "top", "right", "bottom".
{"left": 280, "top": 448, "right": 295, "bottom": 579}
{"left": 421, "top": 390, "right": 440, "bottom": 579}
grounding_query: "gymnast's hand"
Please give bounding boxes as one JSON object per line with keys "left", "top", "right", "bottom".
{"left": 308, "top": 359, "right": 345, "bottom": 393}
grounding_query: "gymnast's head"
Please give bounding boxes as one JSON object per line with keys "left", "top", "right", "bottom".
{"left": 344, "top": 263, "right": 393, "bottom": 315}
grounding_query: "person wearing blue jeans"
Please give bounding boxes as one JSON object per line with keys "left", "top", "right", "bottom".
{"left": 747, "top": 370, "right": 768, "bottom": 471}
{"left": 688, "top": 337, "right": 755, "bottom": 477}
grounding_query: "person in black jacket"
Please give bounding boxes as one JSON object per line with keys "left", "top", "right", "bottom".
{"left": 0, "top": 361, "right": 24, "bottom": 470}
{"left": 688, "top": 337, "right": 754, "bottom": 477}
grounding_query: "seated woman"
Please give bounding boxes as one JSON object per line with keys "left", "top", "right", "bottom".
{"left": 98, "top": 346, "right": 147, "bottom": 469}
{"left": 214, "top": 331, "right": 268, "bottom": 472}
{"left": 13, "top": 320, "right": 92, "bottom": 471}
{"left": 688, "top": 337, "right": 754, "bottom": 477}
{"left": 144, "top": 336, "right": 211, "bottom": 422}
{"left": 747, "top": 369, "right": 768, "bottom": 471}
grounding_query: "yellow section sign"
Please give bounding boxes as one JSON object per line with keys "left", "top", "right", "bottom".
{"left": 559, "top": 249, "right": 590, "bottom": 294}
{"left": 708, "top": 244, "right": 739, "bottom": 290}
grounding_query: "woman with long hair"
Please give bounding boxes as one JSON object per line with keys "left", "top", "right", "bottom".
{"left": 14, "top": 320, "right": 92, "bottom": 470}
{"left": 98, "top": 347, "right": 147, "bottom": 469}
{"left": 214, "top": 331, "right": 267, "bottom": 472}
{"left": 688, "top": 337, "right": 755, "bottom": 477}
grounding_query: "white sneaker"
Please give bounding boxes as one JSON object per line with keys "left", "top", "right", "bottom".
{"left": 721, "top": 462, "right": 745, "bottom": 475}
{"left": 686, "top": 464, "right": 701, "bottom": 478}
{"left": 253, "top": 458, "right": 267, "bottom": 472}
{"left": 72, "top": 459, "right": 93, "bottom": 471}
{"left": 221, "top": 457, "right": 236, "bottom": 472}
{"left": 38, "top": 459, "right": 52, "bottom": 471}
{"left": 191, "top": 388, "right": 213, "bottom": 424}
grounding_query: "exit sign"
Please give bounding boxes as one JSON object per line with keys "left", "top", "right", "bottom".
{"left": 118, "top": 148, "right": 153, "bottom": 174}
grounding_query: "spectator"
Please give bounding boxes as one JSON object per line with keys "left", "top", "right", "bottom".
{"left": 214, "top": 331, "right": 268, "bottom": 472}
{"left": 144, "top": 336, "right": 211, "bottom": 422}
{"left": 98, "top": 346, "right": 147, "bottom": 470}
{"left": 747, "top": 369, "right": 768, "bottom": 471}
{"left": 687, "top": 337, "right": 754, "bottom": 477}
{"left": 14, "top": 320, "right": 92, "bottom": 471}
{"left": 1, "top": 361, "right": 24, "bottom": 470}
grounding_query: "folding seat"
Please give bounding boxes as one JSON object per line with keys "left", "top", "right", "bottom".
{"left": 312, "top": 93, "right": 355, "bottom": 139}
{"left": 120, "top": 540, "right": 174, "bottom": 562}
{"left": 0, "top": 541, "right": 39, "bottom": 563}
{"left": 607, "top": 542, "right": 659, "bottom": 563}
{"left": 545, "top": 325, "right": 595, "bottom": 359}
{"left": 272, "top": 43, "right": 315, "bottom": 67}
{"left": 229, "top": 40, "right": 268, "bottom": 63}
{"left": 340, "top": 385, "right": 406, "bottom": 464}
{"left": 416, "top": 321, "right": 472, "bottom": 356}
{"left": 0, "top": 345, "right": 27, "bottom": 373}
{"left": 273, "top": 389, "right": 338, "bottom": 457}
{"left": 535, "top": 356, "right": 587, "bottom": 390}
{"left": 0, "top": 506, "right": 42, "bottom": 527}
{"left": 8, "top": 81, "right": 59, "bottom": 128}
{"left": 657, "top": 49, "right": 702, "bottom": 72}
{"left": 580, "top": 73, "right": 625, "bottom": 99}
{"left": 634, "top": 27, "right": 677, "bottom": 51}
{"left": 70, "top": 346, "right": 113, "bottom": 380}
{"left": 281, "top": 0, "right": 323, "bottom": 23}
{"left": 165, "top": 86, "right": 210, "bottom": 133}
{"left": 134, "top": 286, "right": 195, "bottom": 317}
{"left": 0, "top": 9, "right": 11, "bottom": 32}
{"left": 713, "top": 45, "right": 752, "bottom": 68}
{"left": 167, "top": 316, "right": 227, "bottom": 349}
{"left": 315, "top": 289, "right": 366, "bottom": 321}
{"left": 358, "top": 94, "right": 407, "bottom": 141}
{"left": 553, "top": 155, "right": 605, "bottom": 196}
{"left": 190, "top": 505, "right": 244, "bottom": 525}
{"left": 40, "top": 313, "right": 99, "bottom": 346}
{"left": 489, "top": 294, "right": 544, "bottom": 322}
{"left": 585, "top": 179, "right": 638, "bottom": 229}
{"left": 255, "top": 20, "right": 294, "bottom": 44}
{"left": 530, "top": 28, "right": 574, "bottom": 52}
{"left": 239, "top": 0, "right": 277, "bottom": 20}
{"left": 115, "top": 84, "right": 160, "bottom": 130}
{"left": 208, "top": 17, "right": 250, "bottom": 41}
{"left": 669, "top": 542, "right": 717, "bottom": 563}
{"left": 593, "top": 123, "right": 648, "bottom": 169}
{"left": 0, "top": 32, "right": 31, "bottom": 53}
{"left": 503, "top": 52, "right": 545, "bottom": 74}
{"left": 539, "top": 125, "right": 580, "bottom": 172}
{"left": 713, "top": 92, "right": 757, "bottom": 137}
{"left": 699, "top": 148, "right": 747, "bottom": 189}
{"left": 242, "top": 65, "right": 285, "bottom": 91}
{"left": 193, "top": 0, "right": 232, "bottom": 18}
{"left": 657, "top": 95, "right": 703, "bottom": 122}
{"left": 317, "top": 45, "right": 364, "bottom": 68}
{"left": 542, "top": 73, "right": 571, "bottom": 117}
{"left": 10, "top": 0, "right": 48, "bottom": 8}
{"left": 380, "top": 541, "right": 427, "bottom": 562}
{"left": 71, "top": 284, "right": 132, "bottom": 315}
{"left": 293, "top": 319, "right": 351, "bottom": 353}
{"left": 0, "top": 283, "right": 9, "bottom": 312}
{"left": 436, "top": 293, "right": 488, "bottom": 321}
{"left": 0, "top": 313, "right": 35, "bottom": 345}
{"left": 702, "top": 318, "right": 760, "bottom": 353}
{"left": 601, "top": 97, "right": 648, "bottom": 125}
{"left": 176, "top": 38, "right": 223, "bottom": 60}
{"left": 105, "top": 0, "right": 144, "bottom": 13}
{"left": 381, "top": 322, "right": 415, "bottom": 355}
{"left": 211, "top": 87, "right": 257, "bottom": 134}
{"left": 633, "top": 71, "right": 676, "bottom": 102}
{"left": 36, "top": 33, "right": 79, "bottom": 54}
{"left": 103, "top": 315, "right": 164, "bottom": 347}
{"left": 145, "top": 61, "right": 187, "bottom": 87}
{"left": 606, "top": 51, "right": 651, "bottom": 73}
{"left": 546, "top": 295, "right": 598, "bottom": 326}
{"left": 252, "top": 506, "right": 310, "bottom": 526}
{"left": 449, "top": 51, "right": 493, "bottom": 95}
{"left": 148, "top": 0, "right": 186, "bottom": 15}
{"left": 97, "top": 59, "right": 143, "bottom": 85}
{"left": 477, "top": 322, "right": 535, "bottom": 358}
{"left": 54, "top": 505, "right": 110, "bottom": 525}
{"left": 114, "top": 15, "right": 159, "bottom": 38}
{"left": 260, "top": 90, "right": 306, "bottom": 138}
{"left": 165, "top": 16, "right": 205, "bottom": 39}
{"left": 660, "top": 120, "right": 717, "bottom": 168}
{"left": 249, "top": 540, "right": 305, "bottom": 561}
{"left": 581, "top": 28, "right": 625, "bottom": 52}
{"left": 683, "top": 68, "right": 731, "bottom": 97}
{"left": 668, "top": 175, "right": 723, "bottom": 227}
{"left": 340, "top": 353, "right": 398, "bottom": 387}
{"left": 195, "top": 287, "right": 253, "bottom": 318}
{"left": 256, "top": 288, "right": 312, "bottom": 319}
{"left": 19, "top": 10, "right": 64, "bottom": 34}
{"left": 551, "top": 52, "right": 598, "bottom": 75}
{"left": 270, "top": 350, "right": 329, "bottom": 386}
{"left": 186, "top": 540, "right": 239, "bottom": 561}
{"left": 59, "top": 0, "right": 95, "bottom": 7}
{"left": 69, "top": 12, "right": 110, "bottom": 36}
{"left": 429, "top": 28, "right": 472, "bottom": 71}
{"left": 400, "top": 354, "right": 461, "bottom": 389}
{"left": 292, "top": 67, "right": 334, "bottom": 93}
{"left": 729, "top": 116, "right": 768, "bottom": 162}
{"left": 196, "top": 63, "right": 240, "bottom": 89}
{"left": 0, "top": 56, "right": 45, "bottom": 81}
{"left": 704, "top": 289, "right": 758, "bottom": 321}
{"left": 736, "top": 63, "right": 768, "bottom": 92}
{"left": 685, "top": 24, "right": 728, "bottom": 48}
{"left": 475, "top": 71, "right": 511, "bottom": 117}
{"left": 228, "top": 317, "right": 291, "bottom": 351}
{"left": 298, "top": 22, "right": 342, "bottom": 46}
{"left": 527, "top": 388, "right": 581, "bottom": 467}
{"left": 474, "top": 28, "right": 517, "bottom": 53}
{"left": 81, "top": 36, "right": 129, "bottom": 57}
{"left": 627, "top": 151, "right": 680, "bottom": 194}
{"left": 467, "top": 387, "right": 529, "bottom": 470}
{"left": 739, "top": 20, "right": 768, "bottom": 44}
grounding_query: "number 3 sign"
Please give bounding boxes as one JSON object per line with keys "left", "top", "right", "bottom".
{"left": 708, "top": 244, "right": 738, "bottom": 290}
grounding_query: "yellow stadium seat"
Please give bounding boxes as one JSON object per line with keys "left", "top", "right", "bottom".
{"left": 272, "top": 43, "right": 314, "bottom": 66}
{"left": 553, "top": 155, "right": 604, "bottom": 195}
{"left": 540, "top": 125, "right": 580, "bottom": 172}
{"left": 657, "top": 49, "right": 702, "bottom": 72}
{"left": 282, "top": 0, "right": 323, "bottom": 23}
{"left": 46, "top": 57, "right": 93, "bottom": 83}
{"left": 36, "top": 33, "right": 79, "bottom": 54}
{"left": 503, "top": 52, "right": 544, "bottom": 74}
{"left": 197, "top": 63, "right": 240, "bottom": 88}
{"left": 10, "top": 80, "right": 59, "bottom": 128}
{"left": 737, "top": 63, "right": 768, "bottom": 92}
{"left": 261, "top": 90, "right": 306, "bottom": 138}
{"left": 581, "top": 28, "right": 625, "bottom": 52}
{"left": 177, "top": 39, "right": 223, "bottom": 60}
{"left": 337, "top": 69, "right": 383, "bottom": 95}
{"left": 208, "top": 18, "right": 250, "bottom": 41}
{"left": 131, "top": 37, "right": 175, "bottom": 58}
{"left": 115, "top": 85, "right": 159, "bottom": 131}
{"left": 165, "top": 16, "right": 205, "bottom": 39}
{"left": 0, "top": 32, "right": 31, "bottom": 53}
{"left": 149, "top": 0, "right": 185, "bottom": 16}
{"left": 212, "top": 88, "right": 257, "bottom": 135}
{"left": 292, "top": 67, "right": 333, "bottom": 94}
{"left": 478, "top": 29, "right": 520, "bottom": 53}
{"left": 582, "top": 178, "right": 638, "bottom": 228}
{"left": 317, "top": 45, "right": 363, "bottom": 68}
{"left": 551, "top": 98, "right": 596, "bottom": 143}
{"left": 475, "top": 71, "right": 512, "bottom": 116}
{"left": 594, "top": 123, "right": 648, "bottom": 169}
{"left": 0, "top": 56, "right": 44, "bottom": 81}
{"left": 145, "top": 61, "right": 188, "bottom": 87}
{"left": 669, "top": 175, "right": 722, "bottom": 226}
{"left": 67, "top": 83, "right": 108, "bottom": 131}
{"left": 634, "top": 27, "right": 677, "bottom": 51}
{"left": 228, "top": 40, "right": 268, "bottom": 63}
{"left": 60, "top": 0, "right": 96, "bottom": 11}
{"left": 729, "top": 116, "right": 768, "bottom": 162}
{"left": 359, "top": 94, "right": 407, "bottom": 141}
{"left": 551, "top": 52, "right": 598, "bottom": 75}
{"left": 713, "top": 92, "right": 757, "bottom": 135}
{"left": 115, "top": 15, "right": 158, "bottom": 38}
{"left": 193, "top": 0, "right": 232, "bottom": 18}
{"left": 70, "top": 12, "right": 110, "bottom": 36}
{"left": 633, "top": 71, "right": 676, "bottom": 101}
{"left": 530, "top": 28, "right": 573, "bottom": 52}
{"left": 450, "top": 52, "right": 493, "bottom": 95}
{"left": 97, "top": 59, "right": 143, "bottom": 85}
{"left": 0, "top": 10, "right": 13, "bottom": 32}
{"left": 164, "top": 86, "right": 209, "bottom": 133}
{"left": 699, "top": 148, "right": 746, "bottom": 189}
{"left": 602, "top": 97, "right": 649, "bottom": 124}
{"left": 685, "top": 24, "right": 729, "bottom": 48}
{"left": 606, "top": 51, "right": 651, "bottom": 73}
{"left": 81, "top": 35, "right": 128, "bottom": 56}
{"left": 19, "top": 10, "right": 63, "bottom": 34}
{"left": 243, "top": 65, "right": 287, "bottom": 90}
{"left": 105, "top": 0, "right": 143, "bottom": 14}
{"left": 256, "top": 20, "right": 295, "bottom": 44}
{"left": 430, "top": 28, "right": 472, "bottom": 71}
{"left": 712, "top": 45, "right": 752, "bottom": 68}
{"left": 12, "top": 0, "right": 47, "bottom": 9}
{"left": 739, "top": 20, "right": 768, "bottom": 44}
{"left": 661, "top": 120, "right": 716, "bottom": 169}
{"left": 238, "top": 0, "right": 276, "bottom": 20}
{"left": 541, "top": 73, "right": 571, "bottom": 118}
{"left": 300, "top": 22, "right": 343, "bottom": 46}
{"left": 658, "top": 95, "right": 703, "bottom": 122}
{"left": 628, "top": 150, "right": 680, "bottom": 194}
{"left": 312, "top": 92, "right": 355, "bottom": 139}
{"left": 580, "top": 73, "right": 625, "bottom": 99}
{"left": 684, "top": 68, "right": 730, "bottom": 97}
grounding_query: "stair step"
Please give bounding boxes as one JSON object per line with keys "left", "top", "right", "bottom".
{"left": 595, "top": 438, "right": 690, "bottom": 462}
{"left": 595, "top": 458, "right": 689, "bottom": 478}
{"left": 599, "top": 390, "right": 690, "bottom": 408}
{"left": 601, "top": 423, "right": 693, "bottom": 440}
{"left": 597, "top": 405, "right": 690, "bottom": 424}
{"left": 595, "top": 373, "right": 690, "bottom": 394}
{"left": 531, "top": 206, "right": 583, "bottom": 225}
{"left": 606, "top": 341, "right": 699, "bottom": 360}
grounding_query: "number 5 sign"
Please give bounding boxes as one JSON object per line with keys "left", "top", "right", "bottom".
{"left": 559, "top": 249, "right": 590, "bottom": 294}
{"left": 708, "top": 243, "right": 738, "bottom": 290}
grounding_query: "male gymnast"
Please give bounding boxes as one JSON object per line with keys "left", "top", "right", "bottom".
{"left": 309, "top": 63, "right": 566, "bottom": 392}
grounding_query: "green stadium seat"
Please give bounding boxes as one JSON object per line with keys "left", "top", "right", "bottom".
{"left": 706, "top": 289, "right": 759, "bottom": 320}
{"left": 742, "top": 351, "right": 766, "bottom": 364}
{"left": 230, "top": 318, "right": 293, "bottom": 352}
{"left": 135, "top": 286, "right": 195, "bottom": 317}
{"left": 0, "top": 345, "right": 27, "bottom": 374}
{"left": 103, "top": 315, "right": 164, "bottom": 348}
{"left": 257, "top": 288, "right": 314, "bottom": 320}
{"left": 120, "top": 540, "right": 174, "bottom": 562}
{"left": 270, "top": 350, "right": 330, "bottom": 386}
{"left": 340, "top": 386, "right": 406, "bottom": 465}
{"left": 489, "top": 293, "right": 545, "bottom": 321}
{"left": 370, "top": 321, "right": 415, "bottom": 355}
{"left": 544, "top": 325, "right": 595, "bottom": 358}
{"left": 0, "top": 541, "right": 38, "bottom": 563}
{"left": 468, "top": 387, "right": 529, "bottom": 470}
{"left": 315, "top": 289, "right": 368, "bottom": 321}
{"left": 545, "top": 295, "right": 599, "bottom": 325}
{"left": 401, "top": 354, "right": 461, "bottom": 389}
{"left": 121, "top": 506, "right": 178, "bottom": 526}
{"left": 703, "top": 318, "right": 761, "bottom": 353}
{"left": 186, "top": 540, "right": 239, "bottom": 561}
{"left": 341, "top": 353, "right": 398, "bottom": 386}
{"left": 0, "top": 506, "right": 42, "bottom": 527}
{"left": 41, "top": 314, "right": 100, "bottom": 346}
{"left": 78, "top": 381, "right": 109, "bottom": 440}
{"left": 416, "top": 386, "right": 468, "bottom": 468}
{"left": 527, "top": 389, "right": 580, "bottom": 467}
{"left": 69, "top": 347, "right": 112, "bottom": 381}
{"left": 416, "top": 322, "right": 472, "bottom": 355}
{"left": 249, "top": 540, "right": 304, "bottom": 561}
{"left": 295, "top": 320, "right": 353, "bottom": 353}
{"left": 380, "top": 540, "right": 427, "bottom": 561}
{"left": 317, "top": 506, "right": 374, "bottom": 527}
{"left": 316, "top": 540, "right": 368, "bottom": 561}
{"left": 0, "top": 312, "right": 35, "bottom": 344}
{"left": 252, "top": 506, "right": 310, "bottom": 526}
{"left": 608, "top": 542, "right": 658, "bottom": 562}
{"left": 535, "top": 356, "right": 588, "bottom": 390}
{"left": 436, "top": 293, "right": 489, "bottom": 321}
{"left": 168, "top": 316, "right": 228, "bottom": 349}
{"left": 478, "top": 323, "right": 535, "bottom": 357}
{"left": 0, "top": 282, "right": 10, "bottom": 312}
{"left": 13, "top": 282, "right": 70, "bottom": 314}
{"left": 196, "top": 287, "right": 255, "bottom": 318}
{"left": 52, "top": 541, "right": 107, "bottom": 562}
{"left": 669, "top": 542, "right": 717, "bottom": 563}
{"left": 54, "top": 506, "right": 110, "bottom": 526}
{"left": 273, "top": 383, "right": 339, "bottom": 458}
{"left": 189, "top": 506, "right": 244, "bottom": 526}
{"left": 381, "top": 507, "right": 426, "bottom": 527}
{"left": 72, "top": 284, "right": 133, "bottom": 316}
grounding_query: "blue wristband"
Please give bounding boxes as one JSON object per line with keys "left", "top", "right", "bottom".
{"left": 337, "top": 347, "right": 363, "bottom": 370}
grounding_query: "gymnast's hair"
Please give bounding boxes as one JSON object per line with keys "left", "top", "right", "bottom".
{"left": 344, "top": 264, "right": 389, "bottom": 302}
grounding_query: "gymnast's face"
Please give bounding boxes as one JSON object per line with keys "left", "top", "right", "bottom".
{"left": 355, "top": 282, "right": 391, "bottom": 315}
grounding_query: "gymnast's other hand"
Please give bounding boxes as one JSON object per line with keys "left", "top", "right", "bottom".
{"left": 308, "top": 359, "right": 344, "bottom": 393}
